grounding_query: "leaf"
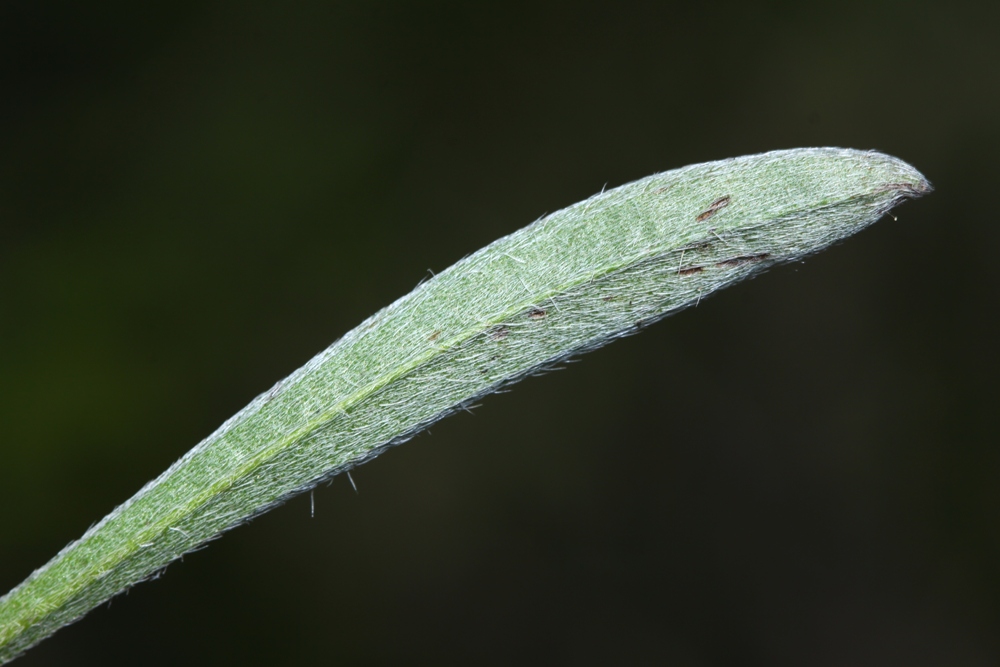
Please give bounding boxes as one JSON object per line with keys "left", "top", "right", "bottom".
{"left": 0, "top": 148, "right": 931, "bottom": 663}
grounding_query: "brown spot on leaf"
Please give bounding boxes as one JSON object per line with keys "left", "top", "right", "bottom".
{"left": 489, "top": 326, "right": 510, "bottom": 341}
{"left": 682, "top": 239, "right": 714, "bottom": 251}
{"left": 602, "top": 295, "right": 617, "bottom": 302}
{"left": 678, "top": 266, "right": 703, "bottom": 276}
{"left": 874, "top": 180, "right": 934, "bottom": 197}
{"left": 427, "top": 330, "right": 441, "bottom": 342}
{"left": 716, "top": 253, "right": 771, "bottom": 268}
{"left": 696, "top": 196, "right": 731, "bottom": 222}
{"left": 528, "top": 308, "right": 547, "bottom": 320}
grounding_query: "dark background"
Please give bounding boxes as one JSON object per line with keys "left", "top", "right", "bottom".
{"left": 1, "top": 1, "right": 996, "bottom": 665}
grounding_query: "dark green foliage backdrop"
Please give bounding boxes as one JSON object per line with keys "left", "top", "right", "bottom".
{"left": 1, "top": 1, "right": 997, "bottom": 665}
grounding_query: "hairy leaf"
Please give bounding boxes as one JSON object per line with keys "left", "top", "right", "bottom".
{"left": 0, "top": 148, "right": 931, "bottom": 663}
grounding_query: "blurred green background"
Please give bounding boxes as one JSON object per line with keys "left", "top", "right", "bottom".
{"left": 1, "top": 1, "right": 997, "bottom": 665}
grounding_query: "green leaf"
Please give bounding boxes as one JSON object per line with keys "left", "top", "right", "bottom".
{"left": 0, "top": 148, "right": 931, "bottom": 663}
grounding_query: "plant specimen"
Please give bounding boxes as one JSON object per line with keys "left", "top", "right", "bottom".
{"left": 0, "top": 148, "right": 931, "bottom": 663}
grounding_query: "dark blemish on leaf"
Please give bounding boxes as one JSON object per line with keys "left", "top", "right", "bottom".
{"left": 264, "top": 379, "right": 284, "bottom": 402}
{"left": 489, "top": 326, "right": 510, "bottom": 341}
{"left": 653, "top": 184, "right": 674, "bottom": 194}
{"left": 427, "top": 330, "right": 441, "bottom": 342}
{"left": 678, "top": 266, "right": 703, "bottom": 276}
{"left": 681, "top": 238, "right": 714, "bottom": 252}
{"left": 602, "top": 295, "right": 617, "bottom": 302}
{"left": 528, "top": 308, "right": 547, "bottom": 320}
{"left": 874, "top": 181, "right": 934, "bottom": 196}
{"left": 716, "top": 253, "right": 771, "bottom": 268}
{"left": 362, "top": 312, "right": 386, "bottom": 331}
{"left": 696, "top": 196, "right": 731, "bottom": 222}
